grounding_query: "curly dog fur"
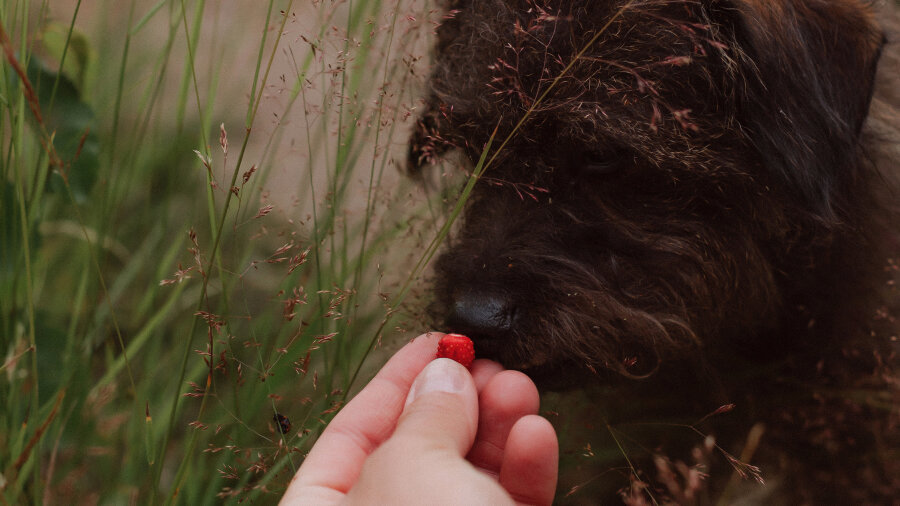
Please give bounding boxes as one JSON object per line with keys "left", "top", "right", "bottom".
{"left": 409, "top": 0, "right": 899, "bottom": 503}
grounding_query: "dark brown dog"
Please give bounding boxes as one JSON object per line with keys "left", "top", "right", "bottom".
{"left": 409, "top": 0, "right": 899, "bottom": 503}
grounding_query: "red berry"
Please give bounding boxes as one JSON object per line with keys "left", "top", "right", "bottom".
{"left": 436, "top": 333, "right": 475, "bottom": 368}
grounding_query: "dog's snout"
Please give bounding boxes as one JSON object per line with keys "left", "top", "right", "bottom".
{"left": 446, "top": 291, "right": 516, "bottom": 339}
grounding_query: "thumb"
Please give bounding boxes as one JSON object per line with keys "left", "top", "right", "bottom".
{"left": 345, "top": 359, "right": 512, "bottom": 504}
{"left": 396, "top": 357, "right": 479, "bottom": 455}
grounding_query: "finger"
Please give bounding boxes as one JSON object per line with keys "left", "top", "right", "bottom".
{"left": 281, "top": 332, "right": 444, "bottom": 504}
{"left": 499, "top": 415, "right": 559, "bottom": 506}
{"left": 345, "top": 358, "right": 502, "bottom": 503}
{"left": 471, "top": 358, "right": 505, "bottom": 391}
{"left": 466, "top": 370, "right": 540, "bottom": 476}
{"left": 398, "top": 358, "right": 480, "bottom": 453}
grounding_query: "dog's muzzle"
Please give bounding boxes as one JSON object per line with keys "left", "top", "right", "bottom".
{"left": 445, "top": 290, "right": 517, "bottom": 342}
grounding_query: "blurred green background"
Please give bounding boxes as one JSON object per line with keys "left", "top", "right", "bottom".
{"left": 0, "top": 0, "right": 456, "bottom": 503}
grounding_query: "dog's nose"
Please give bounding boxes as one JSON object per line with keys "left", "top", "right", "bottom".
{"left": 446, "top": 291, "right": 516, "bottom": 338}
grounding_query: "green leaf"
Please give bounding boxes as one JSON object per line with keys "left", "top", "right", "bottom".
{"left": 0, "top": 181, "right": 21, "bottom": 277}
{"left": 25, "top": 58, "right": 100, "bottom": 203}
{"left": 0, "top": 181, "right": 40, "bottom": 278}
{"left": 40, "top": 22, "right": 93, "bottom": 91}
{"left": 34, "top": 315, "right": 68, "bottom": 404}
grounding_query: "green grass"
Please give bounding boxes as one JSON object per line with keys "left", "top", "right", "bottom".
{"left": 0, "top": 0, "right": 460, "bottom": 503}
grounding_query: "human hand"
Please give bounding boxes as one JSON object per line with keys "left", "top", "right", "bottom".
{"left": 280, "top": 332, "right": 558, "bottom": 505}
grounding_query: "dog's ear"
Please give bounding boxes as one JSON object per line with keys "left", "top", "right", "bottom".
{"left": 407, "top": 94, "right": 456, "bottom": 173}
{"left": 407, "top": 3, "right": 471, "bottom": 174}
{"left": 728, "top": 0, "right": 884, "bottom": 221}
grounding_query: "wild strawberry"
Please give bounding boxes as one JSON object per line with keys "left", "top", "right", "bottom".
{"left": 436, "top": 333, "right": 475, "bottom": 368}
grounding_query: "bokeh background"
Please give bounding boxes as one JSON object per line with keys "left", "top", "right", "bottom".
{"left": 1, "top": 1, "right": 464, "bottom": 502}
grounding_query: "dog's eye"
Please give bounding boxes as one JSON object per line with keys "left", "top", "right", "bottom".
{"left": 583, "top": 158, "right": 621, "bottom": 175}
{"left": 578, "top": 146, "right": 632, "bottom": 176}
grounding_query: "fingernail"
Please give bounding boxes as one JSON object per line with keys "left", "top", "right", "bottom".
{"left": 405, "top": 358, "right": 467, "bottom": 408}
